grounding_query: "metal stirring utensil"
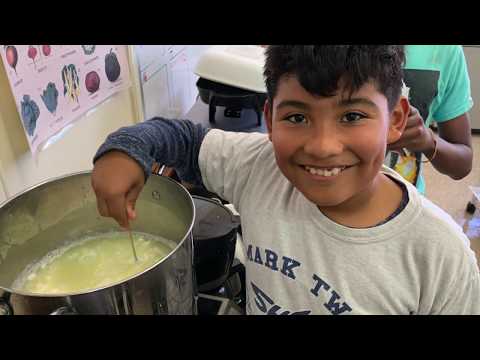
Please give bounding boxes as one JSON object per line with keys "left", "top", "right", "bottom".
{"left": 125, "top": 210, "right": 138, "bottom": 262}
{"left": 128, "top": 228, "right": 138, "bottom": 263}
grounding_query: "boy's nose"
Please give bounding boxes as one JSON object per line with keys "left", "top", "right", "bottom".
{"left": 303, "top": 127, "right": 344, "bottom": 158}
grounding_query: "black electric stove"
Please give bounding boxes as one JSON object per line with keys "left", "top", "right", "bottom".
{"left": 197, "top": 294, "right": 243, "bottom": 315}
{"left": 161, "top": 165, "right": 247, "bottom": 316}
{"left": 184, "top": 87, "right": 263, "bottom": 315}
{"left": 197, "top": 258, "right": 246, "bottom": 315}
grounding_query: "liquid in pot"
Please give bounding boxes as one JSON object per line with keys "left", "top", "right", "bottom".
{"left": 12, "top": 232, "right": 175, "bottom": 295}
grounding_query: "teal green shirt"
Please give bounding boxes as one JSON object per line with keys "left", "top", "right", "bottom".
{"left": 385, "top": 45, "right": 474, "bottom": 194}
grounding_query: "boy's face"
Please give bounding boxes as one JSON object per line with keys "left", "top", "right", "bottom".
{"left": 265, "top": 75, "right": 407, "bottom": 208}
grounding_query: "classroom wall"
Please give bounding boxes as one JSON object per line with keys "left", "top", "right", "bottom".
{"left": 0, "top": 46, "right": 143, "bottom": 204}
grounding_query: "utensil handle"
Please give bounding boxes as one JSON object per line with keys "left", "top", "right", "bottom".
{"left": 128, "top": 229, "right": 138, "bottom": 263}
{"left": 152, "top": 163, "right": 167, "bottom": 176}
{"left": 125, "top": 209, "right": 138, "bottom": 263}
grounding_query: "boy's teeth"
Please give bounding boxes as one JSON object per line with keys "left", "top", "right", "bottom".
{"left": 305, "top": 166, "right": 344, "bottom": 177}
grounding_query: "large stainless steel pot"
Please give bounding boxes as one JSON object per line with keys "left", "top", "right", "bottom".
{"left": 0, "top": 171, "right": 196, "bottom": 315}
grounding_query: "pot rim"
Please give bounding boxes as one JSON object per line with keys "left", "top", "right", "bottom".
{"left": 0, "top": 170, "right": 196, "bottom": 298}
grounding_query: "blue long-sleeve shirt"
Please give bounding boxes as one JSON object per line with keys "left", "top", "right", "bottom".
{"left": 93, "top": 117, "right": 209, "bottom": 186}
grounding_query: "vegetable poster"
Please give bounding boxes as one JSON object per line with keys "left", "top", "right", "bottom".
{"left": 0, "top": 45, "right": 131, "bottom": 155}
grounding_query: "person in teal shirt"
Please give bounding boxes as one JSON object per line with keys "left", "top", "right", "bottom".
{"left": 385, "top": 45, "right": 474, "bottom": 194}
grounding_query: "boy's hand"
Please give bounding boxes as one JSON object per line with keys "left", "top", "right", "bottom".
{"left": 91, "top": 151, "right": 145, "bottom": 229}
{"left": 387, "top": 105, "right": 436, "bottom": 155}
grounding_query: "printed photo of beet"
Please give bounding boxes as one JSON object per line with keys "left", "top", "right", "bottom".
{"left": 42, "top": 45, "right": 51, "bottom": 57}
{"left": 85, "top": 71, "right": 100, "bottom": 94}
{"left": 4, "top": 45, "right": 18, "bottom": 74}
{"left": 105, "top": 49, "right": 121, "bottom": 82}
{"left": 28, "top": 45, "right": 38, "bottom": 68}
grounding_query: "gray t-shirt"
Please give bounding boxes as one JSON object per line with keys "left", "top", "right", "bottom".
{"left": 200, "top": 129, "right": 480, "bottom": 315}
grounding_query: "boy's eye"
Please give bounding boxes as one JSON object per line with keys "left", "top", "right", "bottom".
{"left": 341, "top": 112, "right": 366, "bottom": 123}
{"left": 284, "top": 114, "right": 307, "bottom": 124}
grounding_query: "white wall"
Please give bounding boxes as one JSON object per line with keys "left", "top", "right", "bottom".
{"left": 0, "top": 46, "right": 143, "bottom": 202}
{"left": 463, "top": 46, "right": 480, "bottom": 131}
{"left": 0, "top": 177, "right": 6, "bottom": 203}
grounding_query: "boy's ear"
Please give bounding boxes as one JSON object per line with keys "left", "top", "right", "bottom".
{"left": 264, "top": 100, "right": 273, "bottom": 141}
{"left": 387, "top": 96, "right": 409, "bottom": 144}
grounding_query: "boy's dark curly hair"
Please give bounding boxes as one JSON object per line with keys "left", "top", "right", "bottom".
{"left": 264, "top": 45, "right": 405, "bottom": 111}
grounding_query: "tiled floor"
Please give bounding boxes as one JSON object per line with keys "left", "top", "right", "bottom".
{"left": 423, "top": 134, "right": 480, "bottom": 263}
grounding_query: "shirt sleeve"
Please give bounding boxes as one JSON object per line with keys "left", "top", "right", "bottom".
{"left": 436, "top": 264, "right": 480, "bottom": 315}
{"left": 93, "top": 117, "right": 209, "bottom": 186}
{"left": 198, "top": 129, "right": 270, "bottom": 208}
{"left": 432, "top": 46, "right": 474, "bottom": 122}
{"left": 430, "top": 232, "right": 480, "bottom": 314}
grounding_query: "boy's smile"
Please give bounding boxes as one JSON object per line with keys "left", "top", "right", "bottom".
{"left": 265, "top": 75, "right": 407, "bottom": 224}
{"left": 302, "top": 164, "right": 356, "bottom": 180}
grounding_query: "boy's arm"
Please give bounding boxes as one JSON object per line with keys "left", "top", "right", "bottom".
{"left": 431, "top": 241, "right": 480, "bottom": 314}
{"left": 93, "top": 117, "right": 209, "bottom": 185}
{"left": 91, "top": 117, "right": 209, "bottom": 228}
{"left": 436, "top": 267, "right": 480, "bottom": 315}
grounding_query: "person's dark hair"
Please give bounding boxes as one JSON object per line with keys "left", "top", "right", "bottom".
{"left": 263, "top": 45, "right": 405, "bottom": 111}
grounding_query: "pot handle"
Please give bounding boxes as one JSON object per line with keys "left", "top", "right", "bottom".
{"left": 152, "top": 163, "right": 167, "bottom": 176}
{"left": 208, "top": 198, "right": 241, "bottom": 226}
{"left": 50, "top": 306, "right": 77, "bottom": 315}
{"left": 0, "top": 293, "right": 13, "bottom": 315}
{"left": 231, "top": 214, "right": 241, "bottom": 226}
{"left": 225, "top": 261, "right": 246, "bottom": 307}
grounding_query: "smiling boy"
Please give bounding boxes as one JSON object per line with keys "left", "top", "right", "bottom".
{"left": 266, "top": 76, "right": 405, "bottom": 228}
{"left": 92, "top": 45, "right": 480, "bottom": 314}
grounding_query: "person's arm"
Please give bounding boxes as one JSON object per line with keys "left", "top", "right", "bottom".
{"left": 388, "top": 106, "right": 472, "bottom": 180}
{"left": 94, "top": 117, "right": 209, "bottom": 184}
{"left": 430, "top": 113, "right": 472, "bottom": 180}
{"left": 91, "top": 117, "right": 209, "bottom": 227}
{"left": 426, "top": 46, "right": 473, "bottom": 179}
{"left": 390, "top": 46, "right": 474, "bottom": 180}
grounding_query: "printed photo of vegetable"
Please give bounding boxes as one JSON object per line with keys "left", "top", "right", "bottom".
{"left": 28, "top": 46, "right": 38, "bottom": 68}
{"left": 61, "top": 64, "right": 80, "bottom": 103}
{"left": 4, "top": 45, "right": 18, "bottom": 74}
{"left": 105, "top": 49, "right": 121, "bottom": 82}
{"left": 20, "top": 95, "right": 40, "bottom": 136}
{"left": 85, "top": 71, "right": 100, "bottom": 94}
{"left": 82, "top": 45, "right": 96, "bottom": 55}
{"left": 40, "top": 82, "right": 59, "bottom": 115}
{"left": 42, "top": 45, "right": 51, "bottom": 57}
